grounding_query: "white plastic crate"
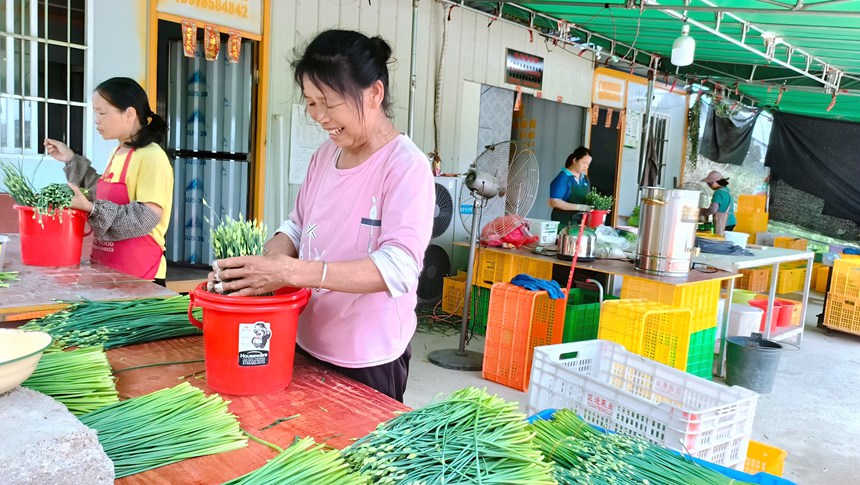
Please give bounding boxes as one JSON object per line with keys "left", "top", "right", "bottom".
{"left": 528, "top": 340, "right": 758, "bottom": 470}
{"left": 526, "top": 218, "right": 559, "bottom": 245}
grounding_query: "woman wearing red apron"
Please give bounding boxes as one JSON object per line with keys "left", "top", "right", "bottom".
{"left": 44, "top": 78, "right": 173, "bottom": 284}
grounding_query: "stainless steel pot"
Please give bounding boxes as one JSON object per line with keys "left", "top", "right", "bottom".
{"left": 557, "top": 215, "right": 596, "bottom": 262}
{"left": 635, "top": 187, "right": 700, "bottom": 276}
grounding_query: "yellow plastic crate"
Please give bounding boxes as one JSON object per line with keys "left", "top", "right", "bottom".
{"left": 441, "top": 272, "right": 467, "bottom": 314}
{"left": 620, "top": 278, "right": 720, "bottom": 332}
{"left": 816, "top": 266, "right": 830, "bottom": 293}
{"left": 737, "top": 267, "right": 771, "bottom": 293}
{"left": 775, "top": 263, "right": 806, "bottom": 294}
{"left": 824, "top": 293, "right": 860, "bottom": 336}
{"left": 774, "top": 237, "right": 808, "bottom": 251}
{"left": 737, "top": 194, "right": 767, "bottom": 213}
{"left": 735, "top": 212, "right": 769, "bottom": 235}
{"left": 744, "top": 440, "right": 787, "bottom": 477}
{"left": 598, "top": 299, "right": 693, "bottom": 371}
{"left": 830, "top": 258, "right": 860, "bottom": 298}
{"left": 474, "top": 250, "right": 553, "bottom": 289}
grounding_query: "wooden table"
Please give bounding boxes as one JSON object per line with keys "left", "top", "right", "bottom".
{"left": 0, "top": 234, "right": 175, "bottom": 323}
{"left": 109, "top": 336, "right": 409, "bottom": 484}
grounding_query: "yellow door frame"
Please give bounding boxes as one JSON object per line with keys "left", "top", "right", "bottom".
{"left": 145, "top": 0, "right": 271, "bottom": 220}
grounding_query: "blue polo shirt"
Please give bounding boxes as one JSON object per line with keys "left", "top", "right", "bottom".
{"left": 549, "top": 169, "right": 589, "bottom": 204}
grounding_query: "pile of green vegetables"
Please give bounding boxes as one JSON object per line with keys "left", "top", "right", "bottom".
{"left": 0, "top": 271, "right": 18, "bottom": 288}
{"left": 224, "top": 437, "right": 367, "bottom": 485}
{"left": 78, "top": 382, "right": 247, "bottom": 478}
{"left": 22, "top": 346, "right": 119, "bottom": 415}
{"left": 21, "top": 295, "right": 202, "bottom": 349}
{"left": 585, "top": 188, "right": 614, "bottom": 211}
{"left": 341, "top": 387, "right": 556, "bottom": 484}
{"left": 529, "top": 409, "right": 752, "bottom": 485}
{"left": 627, "top": 205, "right": 640, "bottom": 227}
{"left": 0, "top": 160, "right": 79, "bottom": 224}
{"left": 210, "top": 214, "right": 267, "bottom": 260}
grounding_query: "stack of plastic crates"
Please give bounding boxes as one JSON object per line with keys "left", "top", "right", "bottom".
{"left": 736, "top": 195, "right": 768, "bottom": 243}
{"left": 597, "top": 299, "right": 695, "bottom": 373}
{"left": 441, "top": 271, "right": 467, "bottom": 315}
{"left": 527, "top": 340, "right": 759, "bottom": 470}
{"left": 774, "top": 237, "right": 808, "bottom": 251}
{"left": 619, "top": 278, "right": 719, "bottom": 378}
{"left": 775, "top": 262, "right": 807, "bottom": 294}
{"left": 469, "top": 285, "right": 491, "bottom": 335}
{"left": 737, "top": 267, "right": 771, "bottom": 292}
{"left": 562, "top": 289, "right": 618, "bottom": 343}
{"left": 473, "top": 249, "right": 553, "bottom": 289}
{"left": 482, "top": 283, "right": 566, "bottom": 391}
{"left": 824, "top": 258, "right": 860, "bottom": 335}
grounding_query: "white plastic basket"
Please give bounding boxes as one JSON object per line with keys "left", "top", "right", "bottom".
{"left": 528, "top": 340, "right": 758, "bottom": 470}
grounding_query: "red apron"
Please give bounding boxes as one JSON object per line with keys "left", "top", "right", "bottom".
{"left": 90, "top": 148, "right": 163, "bottom": 280}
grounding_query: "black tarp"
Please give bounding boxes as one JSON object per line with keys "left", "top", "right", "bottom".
{"left": 700, "top": 103, "right": 761, "bottom": 165}
{"left": 765, "top": 111, "right": 860, "bottom": 224}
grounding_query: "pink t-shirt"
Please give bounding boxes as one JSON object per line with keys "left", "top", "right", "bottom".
{"left": 289, "top": 135, "right": 434, "bottom": 368}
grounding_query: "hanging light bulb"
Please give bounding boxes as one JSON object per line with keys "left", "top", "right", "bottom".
{"left": 671, "top": 24, "right": 695, "bottom": 67}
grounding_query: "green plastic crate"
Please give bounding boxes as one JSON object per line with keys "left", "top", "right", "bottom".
{"left": 562, "top": 289, "right": 618, "bottom": 343}
{"left": 470, "top": 285, "right": 491, "bottom": 335}
{"left": 686, "top": 326, "right": 717, "bottom": 380}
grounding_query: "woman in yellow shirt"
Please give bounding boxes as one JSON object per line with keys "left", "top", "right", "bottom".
{"left": 44, "top": 77, "right": 173, "bottom": 284}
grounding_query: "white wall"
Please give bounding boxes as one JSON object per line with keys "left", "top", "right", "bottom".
{"left": 264, "top": 0, "right": 594, "bottom": 231}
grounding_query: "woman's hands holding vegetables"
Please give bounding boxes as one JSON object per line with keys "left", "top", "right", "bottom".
{"left": 209, "top": 254, "right": 300, "bottom": 296}
{"left": 43, "top": 138, "right": 75, "bottom": 163}
{"left": 67, "top": 183, "right": 94, "bottom": 213}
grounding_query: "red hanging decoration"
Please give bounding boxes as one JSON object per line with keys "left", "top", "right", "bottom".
{"left": 827, "top": 93, "right": 837, "bottom": 112}
{"left": 204, "top": 25, "right": 220, "bottom": 61}
{"left": 669, "top": 80, "right": 677, "bottom": 93}
{"left": 227, "top": 30, "right": 241, "bottom": 64}
{"left": 776, "top": 86, "right": 786, "bottom": 105}
{"left": 591, "top": 105, "right": 599, "bottom": 125}
{"left": 529, "top": 29, "right": 533, "bottom": 43}
{"left": 605, "top": 108, "right": 614, "bottom": 128}
{"left": 181, "top": 19, "right": 197, "bottom": 58}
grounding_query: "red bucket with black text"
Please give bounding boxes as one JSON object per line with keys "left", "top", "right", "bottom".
{"left": 15, "top": 205, "right": 88, "bottom": 266}
{"left": 188, "top": 283, "right": 311, "bottom": 395}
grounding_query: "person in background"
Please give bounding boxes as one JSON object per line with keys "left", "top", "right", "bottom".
{"left": 208, "top": 30, "right": 435, "bottom": 402}
{"left": 548, "top": 146, "right": 592, "bottom": 225}
{"left": 700, "top": 170, "right": 736, "bottom": 236}
{"left": 44, "top": 77, "right": 173, "bottom": 285}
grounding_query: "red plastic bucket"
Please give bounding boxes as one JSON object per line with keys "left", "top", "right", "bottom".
{"left": 188, "top": 282, "right": 311, "bottom": 395}
{"left": 15, "top": 205, "right": 88, "bottom": 266}
{"left": 748, "top": 299, "right": 790, "bottom": 332}
{"left": 587, "top": 209, "right": 609, "bottom": 228}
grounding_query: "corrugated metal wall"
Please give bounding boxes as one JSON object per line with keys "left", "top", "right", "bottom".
{"left": 264, "top": 0, "right": 594, "bottom": 232}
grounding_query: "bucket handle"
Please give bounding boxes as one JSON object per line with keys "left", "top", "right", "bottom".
{"left": 749, "top": 332, "right": 801, "bottom": 351}
{"left": 83, "top": 220, "right": 93, "bottom": 238}
{"left": 188, "top": 292, "right": 203, "bottom": 329}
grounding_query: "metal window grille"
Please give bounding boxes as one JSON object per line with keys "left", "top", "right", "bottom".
{"left": 651, "top": 113, "right": 669, "bottom": 185}
{"left": 0, "top": 0, "right": 87, "bottom": 155}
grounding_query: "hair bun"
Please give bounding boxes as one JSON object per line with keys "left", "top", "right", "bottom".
{"left": 370, "top": 36, "right": 392, "bottom": 64}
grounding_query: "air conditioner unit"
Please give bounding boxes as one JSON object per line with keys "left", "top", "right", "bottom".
{"left": 417, "top": 176, "right": 462, "bottom": 303}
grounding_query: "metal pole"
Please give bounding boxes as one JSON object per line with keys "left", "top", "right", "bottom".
{"left": 407, "top": 0, "right": 419, "bottom": 139}
{"left": 428, "top": 196, "right": 484, "bottom": 371}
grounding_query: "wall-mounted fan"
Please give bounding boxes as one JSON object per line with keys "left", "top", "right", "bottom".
{"left": 429, "top": 141, "right": 540, "bottom": 371}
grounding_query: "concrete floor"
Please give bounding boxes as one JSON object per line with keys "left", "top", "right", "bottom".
{"left": 405, "top": 293, "right": 860, "bottom": 485}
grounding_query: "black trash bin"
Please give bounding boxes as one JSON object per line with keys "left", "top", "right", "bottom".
{"left": 725, "top": 335, "right": 783, "bottom": 394}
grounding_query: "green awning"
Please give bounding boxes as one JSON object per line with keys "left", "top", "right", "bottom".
{"left": 466, "top": 1, "right": 860, "bottom": 121}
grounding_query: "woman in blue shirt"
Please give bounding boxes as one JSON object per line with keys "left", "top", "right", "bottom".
{"left": 549, "top": 146, "right": 592, "bottom": 224}
{"left": 700, "top": 170, "right": 736, "bottom": 235}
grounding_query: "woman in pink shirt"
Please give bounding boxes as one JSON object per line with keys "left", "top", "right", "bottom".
{"left": 211, "top": 30, "right": 435, "bottom": 402}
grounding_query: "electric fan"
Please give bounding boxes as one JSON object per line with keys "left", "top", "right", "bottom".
{"left": 429, "top": 141, "right": 540, "bottom": 371}
{"left": 416, "top": 180, "right": 456, "bottom": 302}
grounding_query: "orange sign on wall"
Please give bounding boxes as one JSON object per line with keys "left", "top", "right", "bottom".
{"left": 592, "top": 72, "right": 626, "bottom": 109}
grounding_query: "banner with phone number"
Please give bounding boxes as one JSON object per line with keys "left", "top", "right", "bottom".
{"left": 157, "top": 0, "right": 262, "bottom": 36}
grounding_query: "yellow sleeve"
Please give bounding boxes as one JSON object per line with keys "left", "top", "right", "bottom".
{"left": 133, "top": 146, "right": 174, "bottom": 209}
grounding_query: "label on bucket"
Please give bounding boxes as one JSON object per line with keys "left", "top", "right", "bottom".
{"left": 238, "top": 321, "right": 271, "bottom": 366}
